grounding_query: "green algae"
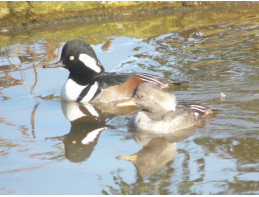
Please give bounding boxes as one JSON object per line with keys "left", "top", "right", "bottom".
{"left": 0, "top": 1, "right": 259, "bottom": 48}
{"left": 1, "top": 1, "right": 258, "bottom": 30}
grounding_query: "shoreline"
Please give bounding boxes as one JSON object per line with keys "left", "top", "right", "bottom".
{"left": 1, "top": 1, "right": 258, "bottom": 33}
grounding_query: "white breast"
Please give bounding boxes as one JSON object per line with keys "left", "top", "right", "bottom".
{"left": 61, "top": 79, "right": 87, "bottom": 101}
{"left": 61, "top": 79, "right": 99, "bottom": 103}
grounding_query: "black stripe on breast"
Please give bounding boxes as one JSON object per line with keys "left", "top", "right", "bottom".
{"left": 76, "top": 83, "right": 101, "bottom": 102}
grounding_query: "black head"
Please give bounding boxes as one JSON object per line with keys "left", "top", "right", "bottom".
{"left": 44, "top": 39, "right": 104, "bottom": 85}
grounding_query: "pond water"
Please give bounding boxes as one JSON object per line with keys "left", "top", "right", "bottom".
{"left": 1, "top": 6, "right": 259, "bottom": 195}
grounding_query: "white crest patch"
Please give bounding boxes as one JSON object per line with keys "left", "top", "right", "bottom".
{"left": 79, "top": 53, "right": 101, "bottom": 73}
{"left": 81, "top": 81, "right": 99, "bottom": 103}
{"left": 81, "top": 127, "right": 107, "bottom": 145}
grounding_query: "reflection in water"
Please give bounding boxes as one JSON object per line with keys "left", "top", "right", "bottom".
{"left": 30, "top": 102, "right": 39, "bottom": 138}
{"left": 46, "top": 100, "right": 138, "bottom": 163}
{"left": 117, "top": 134, "right": 177, "bottom": 177}
{"left": 1, "top": 5, "right": 259, "bottom": 195}
{"left": 46, "top": 101, "right": 108, "bottom": 163}
{"left": 49, "top": 125, "right": 106, "bottom": 163}
{"left": 103, "top": 130, "right": 194, "bottom": 195}
{"left": 117, "top": 129, "right": 193, "bottom": 177}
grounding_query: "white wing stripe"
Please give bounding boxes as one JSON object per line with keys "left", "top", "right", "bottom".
{"left": 190, "top": 106, "right": 206, "bottom": 113}
{"left": 137, "top": 73, "right": 163, "bottom": 84}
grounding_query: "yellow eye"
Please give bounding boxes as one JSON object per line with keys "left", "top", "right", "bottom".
{"left": 69, "top": 56, "right": 75, "bottom": 61}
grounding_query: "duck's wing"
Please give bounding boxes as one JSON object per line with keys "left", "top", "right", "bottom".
{"left": 136, "top": 73, "right": 189, "bottom": 86}
{"left": 92, "top": 72, "right": 188, "bottom": 103}
{"left": 97, "top": 72, "right": 188, "bottom": 88}
{"left": 177, "top": 101, "right": 212, "bottom": 117}
{"left": 95, "top": 72, "right": 136, "bottom": 88}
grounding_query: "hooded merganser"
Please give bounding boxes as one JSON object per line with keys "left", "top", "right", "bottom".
{"left": 43, "top": 39, "right": 188, "bottom": 104}
{"left": 116, "top": 83, "right": 214, "bottom": 134}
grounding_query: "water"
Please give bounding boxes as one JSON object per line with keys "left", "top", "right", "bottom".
{"left": 1, "top": 6, "right": 259, "bottom": 195}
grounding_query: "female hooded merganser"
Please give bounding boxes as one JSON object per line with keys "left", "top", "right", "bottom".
{"left": 116, "top": 83, "right": 214, "bottom": 134}
{"left": 43, "top": 39, "right": 188, "bottom": 104}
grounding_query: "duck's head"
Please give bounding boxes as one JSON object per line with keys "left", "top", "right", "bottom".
{"left": 117, "top": 82, "right": 177, "bottom": 113}
{"left": 43, "top": 39, "right": 104, "bottom": 84}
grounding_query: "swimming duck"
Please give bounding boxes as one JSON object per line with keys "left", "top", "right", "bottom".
{"left": 116, "top": 82, "right": 213, "bottom": 134}
{"left": 43, "top": 39, "right": 188, "bottom": 104}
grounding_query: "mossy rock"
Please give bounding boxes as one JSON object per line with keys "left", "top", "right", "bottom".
{"left": 0, "top": 1, "right": 258, "bottom": 32}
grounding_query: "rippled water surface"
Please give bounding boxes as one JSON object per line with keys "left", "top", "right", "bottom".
{"left": 1, "top": 6, "right": 259, "bottom": 194}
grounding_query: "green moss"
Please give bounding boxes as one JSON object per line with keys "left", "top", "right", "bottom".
{"left": 29, "top": 1, "right": 102, "bottom": 14}
{"left": 7, "top": 1, "right": 31, "bottom": 13}
{"left": 0, "top": 2, "right": 9, "bottom": 19}
{"left": 1, "top": 4, "right": 259, "bottom": 48}
{"left": 0, "top": 1, "right": 258, "bottom": 34}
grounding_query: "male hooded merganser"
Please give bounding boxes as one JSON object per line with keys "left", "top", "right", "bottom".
{"left": 116, "top": 83, "right": 214, "bottom": 134}
{"left": 43, "top": 39, "right": 188, "bottom": 104}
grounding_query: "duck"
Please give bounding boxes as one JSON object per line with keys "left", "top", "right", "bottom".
{"left": 43, "top": 39, "right": 188, "bottom": 104}
{"left": 116, "top": 82, "right": 214, "bottom": 134}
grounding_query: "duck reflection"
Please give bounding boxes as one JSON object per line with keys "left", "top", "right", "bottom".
{"left": 60, "top": 126, "right": 106, "bottom": 163}
{"left": 48, "top": 101, "right": 109, "bottom": 163}
{"left": 117, "top": 131, "right": 191, "bottom": 177}
{"left": 46, "top": 97, "right": 139, "bottom": 163}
